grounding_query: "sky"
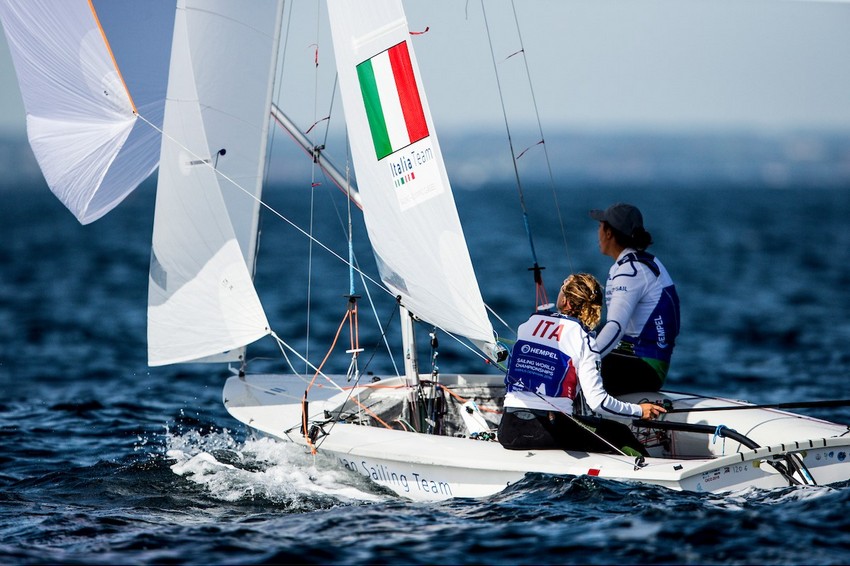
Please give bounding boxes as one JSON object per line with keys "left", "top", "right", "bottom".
{"left": 405, "top": 0, "right": 850, "bottom": 134}
{"left": 2, "top": 0, "right": 850, "bottom": 138}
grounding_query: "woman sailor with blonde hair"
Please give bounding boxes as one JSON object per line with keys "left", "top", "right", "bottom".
{"left": 498, "top": 273, "right": 665, "bottom": 454}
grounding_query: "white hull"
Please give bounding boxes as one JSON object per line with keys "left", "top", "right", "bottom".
{"left": 223, "top": 373, "right": 850, "bottom": 501}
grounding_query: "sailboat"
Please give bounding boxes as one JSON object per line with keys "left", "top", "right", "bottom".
{"left": 3, "top": 0, "right": 850, "bottom": 501}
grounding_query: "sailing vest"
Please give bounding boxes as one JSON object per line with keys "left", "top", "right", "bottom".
{"left": 613, "top": 251, "right": 680, "bottom": 364}
{"left": 504, "top": 314, "right": 578, "bottom": 400}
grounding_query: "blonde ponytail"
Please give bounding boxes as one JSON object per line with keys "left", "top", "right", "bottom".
{"left": 557, "top": 273, "right": 603, "bottom": 329}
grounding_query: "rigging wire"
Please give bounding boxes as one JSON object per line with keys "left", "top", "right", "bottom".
{"left": 321, "top": 74, "right": 339, "bottom": 150}
{"left": 305, "top": 37, "right": 401, "bottom": 377}
{"left": 269, "top": 28, "right": 400, "bottom": 375}
{"left": 341, "top": 146, "right": 364, "bottom": 386}
{"left": 507, "top": 0, "right": 573, "bottom": 273}
{"left": 304, "top": 0, "right": 325, "bottom": 374}
{"left": 485, "top": 303, "right": 514, "bottom": 337}
{"left": 480, "top": 0, "right": 551, "bottom": 312}
{"left": 354, "top": 253, "right": 401, "bottom": 376}
{"left": 358, "top": 303, "right": 400, "bottom": 375}
{"left": 304, "top": 13, "right": 380, "bottom": 385}
{"left": 311, "top": 157, "right": 402, "bottom": 376}
{"left": 270, "top": 331, "right": 345, "bottom": 394}
{"left": 343, "top": 136, "right": 357, "bottom": 298}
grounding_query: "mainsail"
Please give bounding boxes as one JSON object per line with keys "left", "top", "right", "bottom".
{"left": 327, "top": 0, "right": 496, "bottom": 351}
{"left": 147, "top": 0, "right": 283, "bottom": 366}
{"left": 0, "top": 0, "right": 174, "bottom": 224}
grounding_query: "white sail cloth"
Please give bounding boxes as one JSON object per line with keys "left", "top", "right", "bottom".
{"left": 327, "top": 0, "right": 496, "bottom": 351}
{"left": 0, "top": 0, "right": 174, "bottom": 224}
{"left": 147, "top": 0, "right": 282, "bottom": 366}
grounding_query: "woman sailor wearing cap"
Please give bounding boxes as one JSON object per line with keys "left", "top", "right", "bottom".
{"left": 590, "top": 203, "right": 680, "bottom": 396}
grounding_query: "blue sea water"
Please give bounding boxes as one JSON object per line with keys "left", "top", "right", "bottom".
{"left": 3, "top": 173, "right": 850, "bottom": 565}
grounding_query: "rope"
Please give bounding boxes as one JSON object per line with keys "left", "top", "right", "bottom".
{"left": 277, "top": 344, "right": 307, "bottom": 382}
{"left": 348, "top": 395, "right": 393, "bottom": 430}
{"left": 712, "top": 424, "right": 728, "bottom": 454}
{"left": 528, "top": 390, "right": 631, "bottom": 458}
{"left": 270, "top": 331, "right": 345, "bottom": 393}
{"left": 88, "top": 0, "right": 136, "bottom": 114}
{"left": 299, "top": 307, "right": 354, "bottom": 454}
{"left": 438, "top": 383, "right": 502, "bottom": 414}
{"left": 304, "top": 308, "right": 354, "bottom": 396}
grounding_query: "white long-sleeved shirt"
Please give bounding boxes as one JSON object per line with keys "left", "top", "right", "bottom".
{"left": 504, "top": 313, "right": 642, "bottom": 418}
{"left": 595, "top": 248, "right": 680, "bottom": 362}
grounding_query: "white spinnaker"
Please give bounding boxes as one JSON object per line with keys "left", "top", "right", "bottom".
{"left": 327, "top": 0, "right": 495, "bottom": 351}
{"left": 147, "top": 0, "right": 282, "bottom": 366}
{"left": 0, "top": 0, "right": 173, "bottom": 224}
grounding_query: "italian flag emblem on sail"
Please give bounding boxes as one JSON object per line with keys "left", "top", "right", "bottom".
{"left": 357, "top": 41, "right": 429, "bottom": 161}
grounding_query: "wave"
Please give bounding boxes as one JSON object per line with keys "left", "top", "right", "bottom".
{"left": 165, "top": 428, "right": 389, "bottom": 509}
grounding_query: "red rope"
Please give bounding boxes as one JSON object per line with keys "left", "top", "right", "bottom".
{"left": 535, "top": 281, "right": 550, "bottom": 312}
{"left": 301, "top": 310, "right": 350, "bottom": 453}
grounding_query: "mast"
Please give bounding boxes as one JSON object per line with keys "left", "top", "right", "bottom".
{"left": 399, "top": 305, "right": 419, "bottom": 387}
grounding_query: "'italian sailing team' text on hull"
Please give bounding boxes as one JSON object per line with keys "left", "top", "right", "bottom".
{"left": 224, "top": 373, "right": 850, "bottom": 501}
